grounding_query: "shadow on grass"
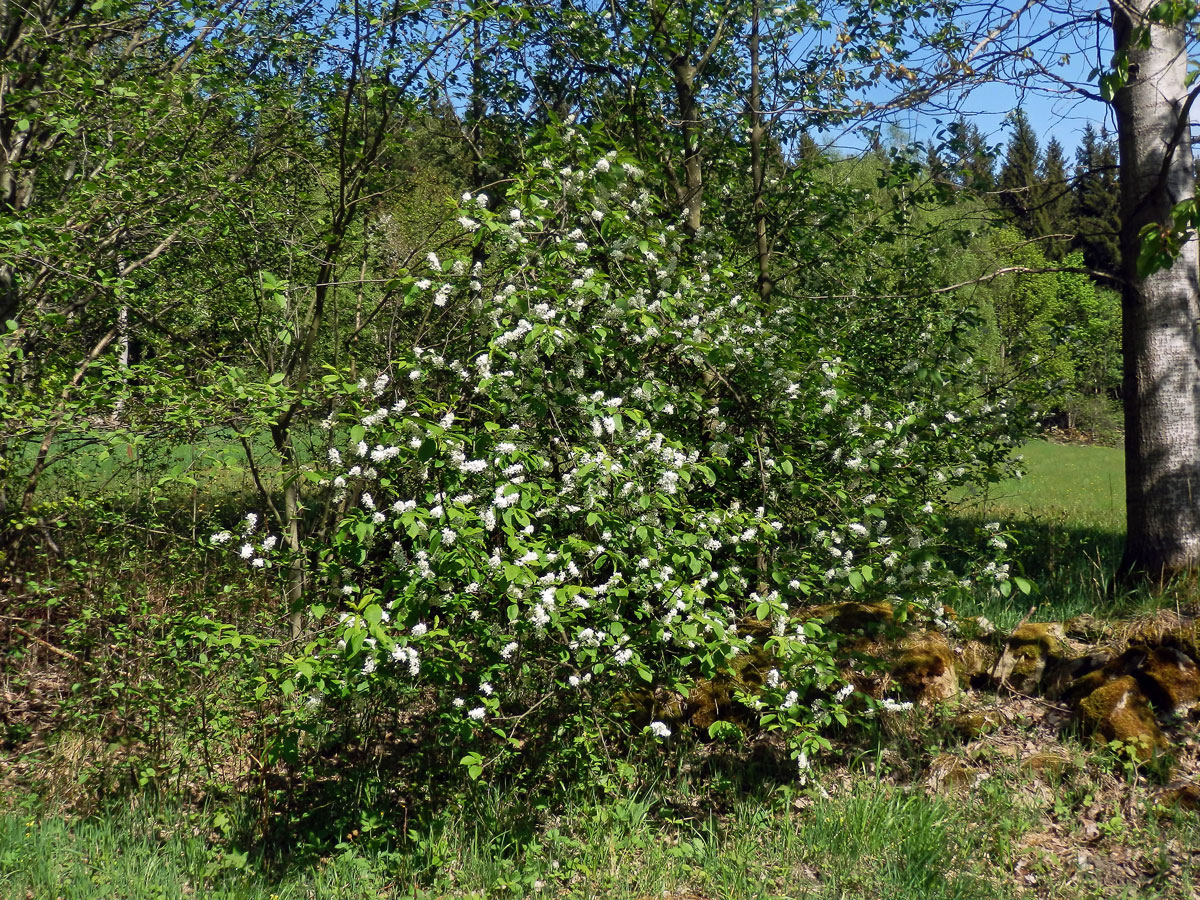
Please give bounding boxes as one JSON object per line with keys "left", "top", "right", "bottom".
{"left": 944, "top": 514, "right": 1150, "bottom": 629}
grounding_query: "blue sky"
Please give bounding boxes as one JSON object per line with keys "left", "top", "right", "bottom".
{"left": 819, "top": 1, "right": 1119, "bottom": 159}
{"left": 874, "top": 80, "right": 1113, "bottom": 159}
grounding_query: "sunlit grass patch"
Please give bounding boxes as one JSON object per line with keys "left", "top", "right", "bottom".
{"left": 970, "top": 439, "right": 1125, "bottom": 533}
{"left": 953, "top": 439, "right": 1131, "bottom": 628}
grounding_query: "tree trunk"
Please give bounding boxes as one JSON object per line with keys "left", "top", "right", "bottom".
{"left": 671, "top": 58, "right": 703, "bottom": 236}
{"left": 1112, "top": 0, "right": 1200, "bottom": 576}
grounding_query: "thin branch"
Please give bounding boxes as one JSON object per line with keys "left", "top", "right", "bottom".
{"left": 11, "top": 625, "right": 82, "bottom": 663}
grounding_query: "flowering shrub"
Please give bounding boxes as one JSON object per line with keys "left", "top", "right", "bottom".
{"left": 214, "top": 124, "right": 1030, "bottom": 784}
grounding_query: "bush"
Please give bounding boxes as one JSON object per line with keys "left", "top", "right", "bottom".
{"left": 203, "top": 125, "right": 1032, "bottom": 808}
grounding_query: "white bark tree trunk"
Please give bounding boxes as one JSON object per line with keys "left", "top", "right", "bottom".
{"left": 1112, "top": 0, "right": 1200, "bottom": 575}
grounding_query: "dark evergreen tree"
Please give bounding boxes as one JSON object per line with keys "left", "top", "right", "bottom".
{"left": 925, "top": 141, "right": 945, "bottom": 180}
{"left": 1037, "top": 137, "right": 1072, "bottom": 257}
{"left": 1072, "top": 124, "right": 1121, "bottom": 276}
{"left": 997, "top": 108, "right": 1041, "bottom": 235}
{"left": 797, "top": 131, "right": 823, "bottom": 164}
{"left": 945, "top": 117, "right": 995, "bottom": 191}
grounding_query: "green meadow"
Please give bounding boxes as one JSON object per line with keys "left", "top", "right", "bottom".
{"left": 975, "top": 440, "right": 1126, "bottom": 531}
{"left": 953, "top": 440, "right": 1143, "bottom": 629}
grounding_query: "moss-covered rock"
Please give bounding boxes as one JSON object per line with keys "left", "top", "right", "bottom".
{"left": 801, "top": 601, "right": 894, "bottom": 636}
{"left": 951, "top": 708, "right": 1007, "bottom": 739}
{"left": 1045, "top": 648, "right": 1119, "bottom": 701}
{"left": 616, "top": 685, "right": 689, "bottom": 728}
{"left": 925, "top": 754, "right": 984, "bottom": 792}
{"left": 992, "top": 622, "right": 1067, "bottom": 693}
{"left": 1136, "top": 646, "right": 1200, "bottom": 714}
{"left": 1020, "top": 750, "right": 1073, "bottom": 780}
{"left": 1154, "top": 781, "right": 1200, "bottom": 812}
{"left": 956, "top": 639, "right": 998, "bottom": 686}
{"left": 1061, "top": 664, "right": 1118, "bottom": 705}
{"left": 1065, "top": 614, "right": 1110, "bottom": 642}
{"left": 1164, "top": 621, "right": 1200, "bottom": 662}
{"left": 1077, "top": 675, "right": 1166, "bottom": 761}
{"left": 686, "top": 649, "right": 770, "bottom": 731}
{"left": 893, "top": 632, "right": 959, "bottom": 705}
{"left": 688, "top": 679, "right": 735, "bottom": 731}
{"left": 1128, "top": 616, "right": 1200, "bottom": 664}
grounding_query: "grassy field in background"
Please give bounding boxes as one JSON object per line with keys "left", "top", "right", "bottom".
{"left": 951, "top": 439, "right": 1143, "bottom": 629}
{"left": 968, "top": 440, "right": 1126, "bottom": 532}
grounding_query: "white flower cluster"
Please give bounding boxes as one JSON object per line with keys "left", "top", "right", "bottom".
{"left": 212, "top": 512, "right": 278, "bottom": 569}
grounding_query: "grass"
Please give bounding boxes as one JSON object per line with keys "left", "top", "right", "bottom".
{"left": 0, "top": 781, "right": 1023, "bottom": 900}
{"left": 0, "top": 802, "right": 392, "bottom": 899}
{"left": 970, "top": 439, "right": 1126, "bottom": 531}
{"left": 951, "top": 439, "right": 1145, "bottom": 629}
{"left": 7, "top": 759, "right": 1196, "bottom": 900}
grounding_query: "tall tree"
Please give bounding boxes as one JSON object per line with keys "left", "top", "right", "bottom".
{"left": 945, "top": 118, "right": 996, "bottom": 191}
{"left": 1072, "top": 124, "right": 1121, "bottom": 276}
{"left": 1037, "top": 137, "right": 1072, "bottom": 257}
{"left": 1110, "top": 0, "right": 1200, "bottom": 575}
{"left": 997, "top": 108, "right": 1041, "bottom": 235}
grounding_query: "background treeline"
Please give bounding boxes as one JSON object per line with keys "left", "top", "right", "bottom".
{"left": 926, "top": 112, "right": 1123, "bottom": 439}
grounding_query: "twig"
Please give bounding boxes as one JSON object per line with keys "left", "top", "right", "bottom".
{"left": 1000, "top": 681, "right": 1073, "bottom": 714}
{"left": 11, "top": 625, "right": 81, "bottom": 663}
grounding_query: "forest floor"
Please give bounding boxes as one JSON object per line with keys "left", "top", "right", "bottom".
{"left": 3, "top": 441, "right": 1200, "bottom": 900}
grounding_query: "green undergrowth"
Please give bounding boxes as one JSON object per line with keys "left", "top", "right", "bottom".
{"left": 1, "top": 777, "right": 1022, "bottom": 900}
{"left": 13, "top": 441, "right": 1200, "bottom": 900}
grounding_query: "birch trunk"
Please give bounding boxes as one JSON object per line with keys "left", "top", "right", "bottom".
{"left": 1112, "top": 0, "right": 1200, "bottom": 575}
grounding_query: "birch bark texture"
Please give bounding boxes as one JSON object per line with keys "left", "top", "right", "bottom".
{"left": 1111, "top": 0, "right": 1200, "bottom": 575}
